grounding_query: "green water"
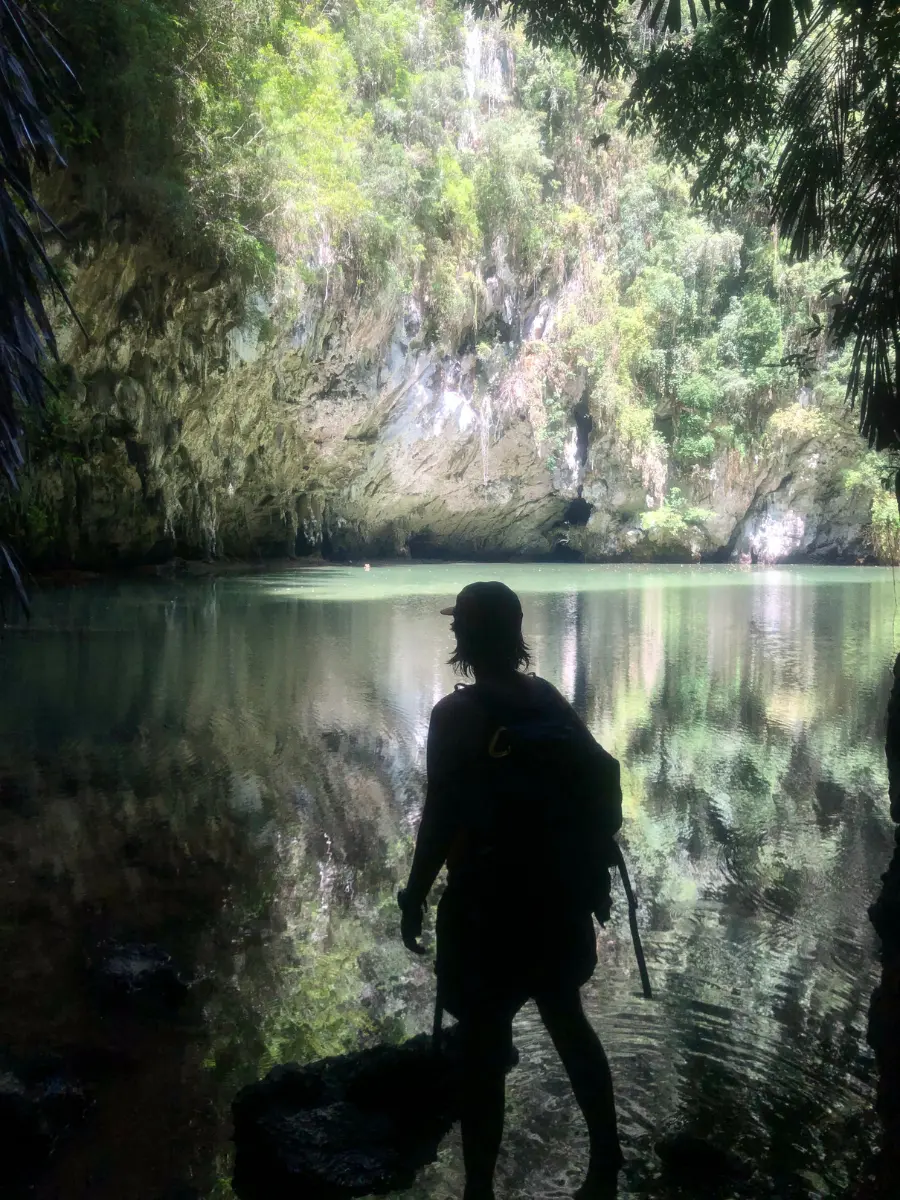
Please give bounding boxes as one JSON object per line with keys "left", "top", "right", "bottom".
{"left": 0, "top": 563, "right": 896, "bottom": 1198}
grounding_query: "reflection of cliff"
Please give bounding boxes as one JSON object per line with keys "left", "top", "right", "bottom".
{"left": 593, "top": 574, "right": 893, "bottom": 1188}
{"left": 533, "top": 581, "right": 666, "bottom": 749}
{"left": 0, "top": 584, "right": 443, "bottom": 1197}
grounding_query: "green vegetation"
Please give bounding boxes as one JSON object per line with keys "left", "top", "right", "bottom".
{"left": 476, "top": 0, "right": 900, "bottom": 457}
{"left": 26, "top": 1, "right": 881, "bottom": 559}
{"left": 492, "top": 84, "right": 856, "bottom": 549}
{"left": 844, "top": 453, "right": 900, "bottom": 564}
{"left": 0, "top": 1, "right": 75, "bottom": 606}
{"left": 550, "top": 156, "right": 845, "bottom": 471}
{"left": 870, "top": 493, "right": 900, "bottom": 566}
{"left": 639, "top": 488, "right": 715, "bottom": 552}
{"left": 46, "top": 4, "right": 844, "bottom": 336}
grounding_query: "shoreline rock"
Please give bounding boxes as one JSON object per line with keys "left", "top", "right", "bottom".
{"left": 233, "top": 1028, "right": 477, "bottom": 1199}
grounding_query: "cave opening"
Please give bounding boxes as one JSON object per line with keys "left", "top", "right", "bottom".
{"left": 562, "top": 493, "right": 593, "bottom": 526}
{"left": 572, "top": 397, "right": 593, "bottom": 470}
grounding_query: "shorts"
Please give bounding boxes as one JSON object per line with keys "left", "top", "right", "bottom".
{"left": 435, "top": 883, "right": 597, "bottom": 1020}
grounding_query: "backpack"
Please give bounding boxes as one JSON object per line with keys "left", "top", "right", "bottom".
{"left": 455, "top": 681, "right": 623, "bottom": 918}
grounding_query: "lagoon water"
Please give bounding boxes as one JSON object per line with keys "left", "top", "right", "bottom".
{"left": 0, "top": 563, "right": 896, "bottom": 1198}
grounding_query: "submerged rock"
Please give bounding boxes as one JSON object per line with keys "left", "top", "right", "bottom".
{"left": 655, "top": 1132, "right": 753, "bottom": 1188}
{"left": 0, "top": 1053, "right": 90, "bottom": 1186}
{"left": 232, "top": 1028, "right": 475, "bottom": 1199}
{"left": 90, "top": 941, "right": 190, "bottom": 1014}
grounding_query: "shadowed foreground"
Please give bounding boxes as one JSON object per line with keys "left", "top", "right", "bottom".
{"left": 864, "top": 653, "right": 900, "bottom": 1196}
{"left": 232, "top": 1029, "right": 473, "bottom": 1198}
{"left": 0, "top": 568, "right": 889, "bottom": 1197}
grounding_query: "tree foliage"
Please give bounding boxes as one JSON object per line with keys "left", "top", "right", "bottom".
{"left": 2, "top": 1, "right": 886, "bottom": 564}
{"left": 0, "top": 0, "right": 79, "bottom": 607}
{"left": 472, "top": 0, "right": 629, "bottom": 77}
{"left": 480, "top": 0, "right": 900, "bottom": 454}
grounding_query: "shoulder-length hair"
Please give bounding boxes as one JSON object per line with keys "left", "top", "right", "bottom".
{"left": 449, "top": 620, "right": 531, "bottom": 677}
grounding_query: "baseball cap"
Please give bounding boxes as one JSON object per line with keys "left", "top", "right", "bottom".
{"left": 439, "top": 581, "right": 523, "bottom": 623}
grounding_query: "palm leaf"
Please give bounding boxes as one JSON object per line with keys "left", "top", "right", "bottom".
{"left": 0, "top": 540, "right": 29, "bottom": 618}
{"left": 470, "top": 1, "right": 633, "bottom": 77}
{"left": 0, "top": 1, "right": 78, "bottom": 612}
{"left": 765, "top": 4, "right": 900, "bottom": 450}
{"left": 637, "top": 0, "right": 812, "bottom": 65}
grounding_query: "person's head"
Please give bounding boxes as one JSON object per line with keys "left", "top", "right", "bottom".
{"left": 441, "top": 581, "right": 530, "bottom": 677}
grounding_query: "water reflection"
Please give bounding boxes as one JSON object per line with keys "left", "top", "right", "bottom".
{"left": 0, "top": 564, "right": 895, "bottom": 1198}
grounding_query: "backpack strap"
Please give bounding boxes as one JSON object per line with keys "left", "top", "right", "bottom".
{"left": 488, "top": 727, "right": 511, "bottom": 758}
{"left": 451, "top": 682, "right": 503, "bottom": 746}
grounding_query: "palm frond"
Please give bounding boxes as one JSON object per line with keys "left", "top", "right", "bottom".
{"left": 0, "top": 0, "right": 78, "bottom": 611}
{"left": 625, "top": 13, "right": 778, "bottom": 210}
{"left": 637, "top": 0, "right": 813, "bottom": 65}
{"left": 470, "top": 1, "right": 632, "bottom": 77}
{"left": 771, "top": 2, "right": 900, "bottom": 448}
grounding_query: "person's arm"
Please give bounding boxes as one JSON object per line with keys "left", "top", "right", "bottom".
{"left": 399, "top": 701, "right": 460, "bottom": 950}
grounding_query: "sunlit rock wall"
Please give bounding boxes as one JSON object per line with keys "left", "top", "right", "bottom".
{"left": 19, "top": 264, "right": 866, "bottom": 569}
{"left": 5, "top": 222, "right": 871, "bottom": 571}
{"left": 25, "top": 232, "right": 569, "bottom": 566}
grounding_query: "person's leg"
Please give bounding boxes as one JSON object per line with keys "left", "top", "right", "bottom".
{"left": 457, "top": 999, "right": 516, "bottom": 1200}
{"left": 535, "top": 987, "right": 622, "bottom": 1196}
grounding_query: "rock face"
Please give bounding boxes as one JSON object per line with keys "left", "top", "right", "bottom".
{"left": 0, "top": 5, "right": 879, "bottom": 570}
{"left": 8, "top": 231, "right": 568, "bottom": 567}
{"left": 232, "top": 1030, "right": 468, "bottom": 1199}
{"left": 5, "top": 229, "right": 873, "bottom": 569}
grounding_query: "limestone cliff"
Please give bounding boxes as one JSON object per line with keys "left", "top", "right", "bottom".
{"left": 2, "top": 10, "right": 877, "bottom": 568}
{"left": 5, "top": 227, "right": 870, "bottom": 569}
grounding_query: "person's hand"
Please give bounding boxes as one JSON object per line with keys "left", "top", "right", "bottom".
{"left": 398, "top": 889, "right": 426, "bottom": 955}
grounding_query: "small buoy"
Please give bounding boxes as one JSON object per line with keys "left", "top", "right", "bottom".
{"left": 364, "top": 563, "right": 371, "bottom": 571}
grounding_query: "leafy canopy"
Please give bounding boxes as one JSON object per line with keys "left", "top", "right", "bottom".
{"left": 480, "top": 0, "right": 900, "bottom": 453}
{"left": 0, "top": 0, "right": 82, "bottom": 607}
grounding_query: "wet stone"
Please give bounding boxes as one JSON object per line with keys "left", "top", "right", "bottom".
{"left": 0, "top": 1053, "right": 90, "bottom": 1186}
{"left": 655, "top": 1132, "right": 753, "bottom": 1189}
{"left": 90, "top": 941, "right": 190, "bottom": 1014}
{"left": 232, "top": 1028, "right": 470, "bottom": 1199}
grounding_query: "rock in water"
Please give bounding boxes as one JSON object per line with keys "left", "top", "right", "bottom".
{"left": 655, "top": 1132, "right": 752, "bottom": 1188}
{"left": 0, "top": 1054, "right": 90, "bottom": 1186}
{"left": 90, "top": 942, "right": 189, "bottom": 1014}
{"left": 232, "top": 1028, "right": 469, "bottom": 1199}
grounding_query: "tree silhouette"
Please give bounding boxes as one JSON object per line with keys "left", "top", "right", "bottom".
{"left": 476, "top": 0, "right": 900, "bottom": 453}
{"left": 0, "top": 0, "right": 77, "bottom": 607}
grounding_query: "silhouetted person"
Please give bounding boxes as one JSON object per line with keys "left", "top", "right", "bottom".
{"left": 398, "top": 582, "right": 623, "bottom": 1200}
